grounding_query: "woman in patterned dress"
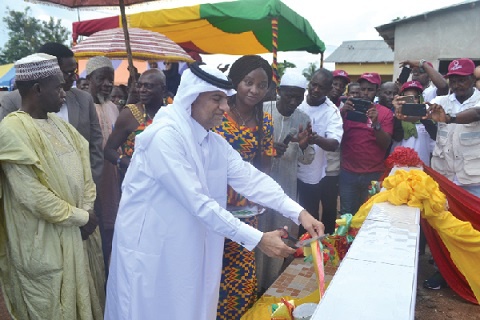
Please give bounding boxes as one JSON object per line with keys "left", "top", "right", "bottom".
{"left": 214, "top": 55, "right": 275, "bottom": 319}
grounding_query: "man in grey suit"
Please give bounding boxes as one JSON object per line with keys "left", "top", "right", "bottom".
{"left": 0, "top": 43, "right": 103, "bottom": 185}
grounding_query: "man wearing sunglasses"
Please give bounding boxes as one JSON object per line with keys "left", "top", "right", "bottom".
{"left": 0, "top": 42, "right": 103, "bottom": 186}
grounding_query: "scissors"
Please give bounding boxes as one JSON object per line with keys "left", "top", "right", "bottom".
{"left": 277, "top": 228, "right": 328, "bottom": 248}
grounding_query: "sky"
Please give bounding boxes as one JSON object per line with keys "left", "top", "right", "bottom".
{"left": 0, "top": 0, "right": 463, "bottom": 71}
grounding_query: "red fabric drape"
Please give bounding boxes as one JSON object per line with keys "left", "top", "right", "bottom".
{"left": 423, "top": 165, "right": 480, "bottom": 304}
{"left": 72, "top": 16, "right": 119, "bottom": 43}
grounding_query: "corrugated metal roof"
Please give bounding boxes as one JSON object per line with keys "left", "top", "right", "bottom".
{"left": 375, "top": 0, "right": 479, "bottom": 50}
{"left": 324, "top": 40, "right": 393, "bottom": 63}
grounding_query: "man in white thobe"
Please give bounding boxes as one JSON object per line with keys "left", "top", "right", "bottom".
{"left": 105, "top": 63, "right": 324, "bottom": 320}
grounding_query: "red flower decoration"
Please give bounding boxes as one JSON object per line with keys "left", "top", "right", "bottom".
{"left": 380, "top": 147, "right": 423, "bottom": 181}
{"left": 385, "top": 147, "right": 423, "bottom": 170}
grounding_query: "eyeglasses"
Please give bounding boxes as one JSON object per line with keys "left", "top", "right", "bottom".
{"left": 136, "top": 82, "right": 163, "bottom": 90}
{"left": 63, "top": 69, "right": 78, "bottom": 79}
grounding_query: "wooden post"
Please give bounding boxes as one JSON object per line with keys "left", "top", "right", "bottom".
{"left": 119, "top": 0, "right": 137, "bottom": 87}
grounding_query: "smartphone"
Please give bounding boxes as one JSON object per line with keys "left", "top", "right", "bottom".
{"left": 398, "top": 95, "right": 416, "bottom": 104}
{"left": 401, "top": 103, "right": 427, "bottom": 117}
{"left": 398, "top": 66, "right": 412, "bottom": 84}
{"left": 350, "top": 98, "right": 372, "bottom": 114}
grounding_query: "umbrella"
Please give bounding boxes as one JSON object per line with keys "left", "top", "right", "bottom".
{"left": 26, "top": 0, "right": 166, "bottom": 83}
{"left": 72, "top": 28, "right": 194, "bottom": 63}
{"left": 71, "top": 0, "right": 325, "bottom": 84}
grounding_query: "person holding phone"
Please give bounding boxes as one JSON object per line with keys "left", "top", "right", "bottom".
{"left": 339, "top": 73, "right": 394, "bottom": 215}
{"left": 390, "top": 81, "right": 436, "bottom": 165}
{"left": 405, "top": 59, "right": 480, "bottom": 291}
{"left": 399, "top": 59, "right": 448, "bottom": 102}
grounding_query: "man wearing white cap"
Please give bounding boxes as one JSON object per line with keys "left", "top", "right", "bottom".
{"left": 86, "top": 56, "right": 120, "bottom": 261}
{"left": 105, "top": 63, "right": 324, "bottom": 320}
{"left": 0, "top": 53, "right": 104, "bottom": 319}
{"left": 259, "top": 68, "right": 315, "bottom": 290}
{"left": 0, "top": 42, "right": 104, "bottom": 185}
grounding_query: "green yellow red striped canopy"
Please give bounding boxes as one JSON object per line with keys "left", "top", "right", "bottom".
{"left": 72, "top": 0, "right": 325, "bottom": 55}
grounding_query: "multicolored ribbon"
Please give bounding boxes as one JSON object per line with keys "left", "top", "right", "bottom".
{"left": 311, "top": 240, "right": 325, "bottom": 297}
{"left": 271, "top": 17, "right": 279, "bottom": 86}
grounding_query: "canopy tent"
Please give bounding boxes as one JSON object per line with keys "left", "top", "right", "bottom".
{"left": 72, "top": 0, "right": 325, "bottom": 83}
{"left": 0, "top": 64, "right": 15, "bottom": 90}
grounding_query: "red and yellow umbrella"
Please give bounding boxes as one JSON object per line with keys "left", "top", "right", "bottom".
{"left": 72, "top": 27, "right": 194, "bottom": 62}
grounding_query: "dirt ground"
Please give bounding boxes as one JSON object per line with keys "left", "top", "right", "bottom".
{"left": 0, "top": 246, "right": 479, "bottom": 320}
{"left": 415, "top": 247, "right": 480, "bottom": 320}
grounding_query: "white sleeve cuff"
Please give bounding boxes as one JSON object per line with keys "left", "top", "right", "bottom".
{"left": 277, "top": 198, "right": 303, "bottom": 225}
{"left": 230, "top": 223, "right": 264, "bottom": 251}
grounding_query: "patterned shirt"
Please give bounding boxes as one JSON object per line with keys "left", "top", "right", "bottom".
{"left": 213, "top": 112, "right": 276, "bottom": 207}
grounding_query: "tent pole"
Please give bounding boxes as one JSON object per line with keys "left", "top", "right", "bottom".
{"left": 271, "top": 17, "right": 279, "bottom": 86}
{"left": 320, "top": 52, "right": 324, "bottom": 69}
{"left": 119, "top": 0, "right": 137, "bottom": 87}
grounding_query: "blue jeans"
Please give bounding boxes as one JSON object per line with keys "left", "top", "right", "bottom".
{"left": 460, "top": 184, "right": 480, "bottom": 198}
{"left": 339, "top": 169, "right": 382, "bottom": 215}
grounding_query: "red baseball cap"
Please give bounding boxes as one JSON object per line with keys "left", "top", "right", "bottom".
{"left": 333, "top": 69, "right": 350, "bottom": 83}
{"left": 358, "top": 72, "right": 381, "bottom": 86}
{"left": 446, "top": 58, "right": 475, "bottom": 77}
{"left": 400, "top": 80, "right": 424, "bottom": 94}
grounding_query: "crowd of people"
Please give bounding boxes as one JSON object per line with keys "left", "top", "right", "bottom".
{"left": 0, "top": 40, "right": 479, "bottom": 320}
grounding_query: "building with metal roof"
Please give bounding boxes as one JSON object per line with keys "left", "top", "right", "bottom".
{"left": 325, "top": 40, "right": 394, "bottom": 82}
{"left": 375, "top": 0, "right": 480, "bottom": 77}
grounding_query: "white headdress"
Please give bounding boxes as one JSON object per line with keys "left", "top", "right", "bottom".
{"left": 280, "top": 68, "right": 307, "bottom": 89}
{"left": 86, "top": 56, "right": 113, "bottom": 76}
{"left": 15, "top": 53, "right": 61, "bottom": 81}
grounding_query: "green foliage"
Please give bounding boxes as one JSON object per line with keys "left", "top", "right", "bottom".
{"left": 276, "top": 60, "right": 296, "bottom": 78}
{"left": 0, "top": 7, "right": 69, "bottom": 64}
{"left": 302, "top": 62, "right": 318, "bottom": 81}
{"left": 391, "top": 16, "right": 407, "bottom": 22}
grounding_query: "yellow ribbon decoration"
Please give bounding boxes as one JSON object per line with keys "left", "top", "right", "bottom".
{"left": 353, "top": 169, "right": 480, "bottom": 303}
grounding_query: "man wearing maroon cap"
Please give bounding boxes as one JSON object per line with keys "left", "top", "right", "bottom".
{"left": 416, "top": 58, "right": 480, "bottom": 290}
{"left": 328, "top": 70, "right": 350, "bottom": 107}
{"left": 399, "top": 59, "right": 448, "bottom": 102}
{"left": 391, "top": 81, "right": 436, "bottom": 166}
{"left": 428, "top": 58, "right": 480, "bottom": 195}
{"left": 339, "top": 72, "right": 394, "bottom": 215}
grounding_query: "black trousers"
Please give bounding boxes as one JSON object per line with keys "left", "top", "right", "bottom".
{"left": 297, "top": 175, "right": 339, "bottom": 236}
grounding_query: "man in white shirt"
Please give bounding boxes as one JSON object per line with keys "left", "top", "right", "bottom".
{"left": 297, "top": 68, "right": 343, "bottom": 235}
{"left": 422, "top": 58, "right": 480, "bottom": 291}
{"left": 105, "top": 63, "right": 324, "bottom": 320}
{"left": 429, "top": 58, "right": 480, "bottom": 197}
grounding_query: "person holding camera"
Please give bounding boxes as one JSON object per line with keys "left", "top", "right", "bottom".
{"left": 395, "top": 59, "right": 480, "bottom": 291}
{"left": 399, "top": 60, "right": 448, "bottom": 102}
{"left": 390, "top": 81, "right": 436, "bottom": 166}
{"left": 339, "top": 72, "right": 394, "bottom": 215}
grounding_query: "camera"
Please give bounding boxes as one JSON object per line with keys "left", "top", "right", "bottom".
{"left": 350, "top": 98, "right": 373, "bottom": 114}
{"left": 401, "top": 103, "right": 427, "bottom": 117}
{"left": 398, "top": 95, "right": 416, "bottom": 104}
{"left": 398, "top": 66, "right": 412, "bottom": 84}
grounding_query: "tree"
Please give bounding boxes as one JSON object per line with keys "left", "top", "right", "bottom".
{"left": 302, "top": 62, "right": 318, "bottom": 81}
{"left": 276, "top": 60, "right": 296, "bottom": 78}
{"left": 0, "top": 7, "right": 70, "bottom": 64}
